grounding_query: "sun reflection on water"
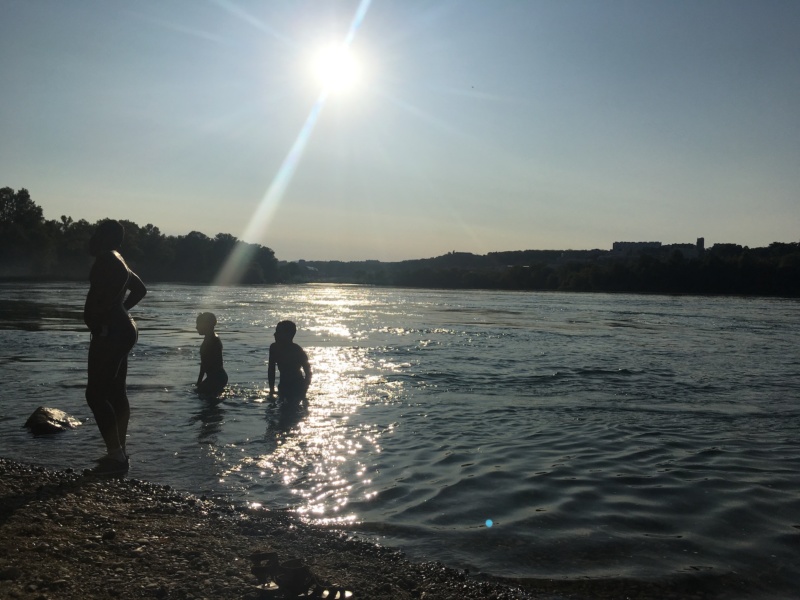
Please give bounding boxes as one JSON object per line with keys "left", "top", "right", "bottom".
{"left": 308, "top": 323, "right": 354, "bottom": 340}
{"left": 248, "top": 345, "right": 387, "bottom": 524}
{"left": 191, "top": 285, "right": 412, "bottom": 525}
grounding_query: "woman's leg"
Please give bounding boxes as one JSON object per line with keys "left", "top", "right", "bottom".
{"left": 86, "top": 337, "right": 130, "bottom": 454}
{"left": 109, "top": 355, "right": 130, "bottom": 450}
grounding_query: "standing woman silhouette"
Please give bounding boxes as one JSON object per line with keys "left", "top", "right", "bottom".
{"left": 83, "top": 220, "right": 146, "bottom": 473}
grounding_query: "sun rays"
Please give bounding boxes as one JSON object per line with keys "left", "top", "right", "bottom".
{"left": 212, "top": 0, "right": 373, "bottom": 286}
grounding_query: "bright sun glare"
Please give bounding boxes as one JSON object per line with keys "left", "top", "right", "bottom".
{"left": 313, "top": 45, "right": 360, "bottom": 93}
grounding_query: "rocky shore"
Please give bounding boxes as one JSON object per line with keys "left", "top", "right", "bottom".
{"left": 0, "top": 458, "right": 546, "bottom": 599}
{"left": 1, "top": 458, "right": 741, "bottom": 600}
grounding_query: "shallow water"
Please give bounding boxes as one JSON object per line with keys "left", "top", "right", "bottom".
{"left": 1, "top": 282, "right": 799, "bottom": 595}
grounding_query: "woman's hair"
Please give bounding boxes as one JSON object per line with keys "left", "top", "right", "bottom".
{"left": 94, "top": 219, "right": 125, "bottom": 250}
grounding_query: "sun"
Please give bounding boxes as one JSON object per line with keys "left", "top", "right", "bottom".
{"left": 313, "top": 44, "right": 360, "bottom": 93}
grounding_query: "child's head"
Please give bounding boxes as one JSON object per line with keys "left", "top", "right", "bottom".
{"left": 274, "top": 320, "right": 297, "bottom": 343}
{"left": 196, "top": 312, "right": 217, "bottom": 335}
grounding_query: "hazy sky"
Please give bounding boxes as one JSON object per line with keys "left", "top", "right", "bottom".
{"left": 1, "top": 1, "right": 798, "bottom": 261}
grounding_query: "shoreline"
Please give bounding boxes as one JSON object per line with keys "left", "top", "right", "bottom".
{"left": 0, "top": 458, "right": 748, "bottom": 599}
{"left": 0, "top": 457, "right": 538, "bottom": 599}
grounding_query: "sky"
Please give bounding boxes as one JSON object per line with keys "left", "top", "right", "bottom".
{"left": 1, "top": 0, "right": 798, "bottom": 262}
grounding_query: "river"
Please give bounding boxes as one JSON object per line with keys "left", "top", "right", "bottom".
{"left": 1, "top": 282, "right": 798, "bottom": 596}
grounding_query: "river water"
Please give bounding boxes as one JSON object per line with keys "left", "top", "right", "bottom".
{"left": 1, "top": 282, "right": 798, "bottom": 596}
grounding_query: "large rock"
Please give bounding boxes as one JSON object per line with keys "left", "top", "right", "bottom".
{"left": 24, "top": 407, "right": 81, "bottom": 435}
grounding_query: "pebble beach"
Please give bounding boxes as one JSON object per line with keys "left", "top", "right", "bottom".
{"left": 0, "top": 457, "right": 543, "bottom": 600}
{"left": 0, "top": 458, "right": 743, "bottom": 600}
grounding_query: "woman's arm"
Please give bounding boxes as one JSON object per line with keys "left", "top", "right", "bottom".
{"left": 123, "top": 271, "right": 146, "bottom": 310}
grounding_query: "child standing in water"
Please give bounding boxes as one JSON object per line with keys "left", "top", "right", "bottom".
{"left": 195, "top": 312, "right": 228, "bottom": 397}
{"left": 268, "top": 320, "right": 312, "bottom": 403}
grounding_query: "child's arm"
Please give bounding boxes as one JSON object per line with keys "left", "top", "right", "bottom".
{"left": 267, "top": 345, "right": 277, "bottom": 395}
{"left": 197, "top": 351, "right": 206, "bottom": 386}
{"left": 301, "top": 351, "right": 312, "bottom": 391}
{"left": 197, "top": 338, "right": 206, "bottom": 386}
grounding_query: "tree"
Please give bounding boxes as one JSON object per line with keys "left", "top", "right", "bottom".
{"left": 172, "top": 231, "right": 210, "bottom": 281}
{"left": 137, "top": 224, "right": 173, "bottom": 281}
{"left": 0, "top": 187, "right": 44, "bottom": 228}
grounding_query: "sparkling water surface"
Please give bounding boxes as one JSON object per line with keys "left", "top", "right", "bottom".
{"left": 1, "top": 282, "right": 799, "bottom": 595}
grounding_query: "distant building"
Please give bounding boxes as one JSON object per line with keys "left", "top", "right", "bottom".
{"left": 612, "top": 241, "right": 662, "bottom": 252}
{"left": 609, "top": 238, "right": 705, "bottom": 260}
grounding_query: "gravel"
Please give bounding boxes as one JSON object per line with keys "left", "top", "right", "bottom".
{"left": 0, "top": 457, "right": 741, "bottom": 599}
{"left": 0, "top": 457, "right": 541, "bottom": 599}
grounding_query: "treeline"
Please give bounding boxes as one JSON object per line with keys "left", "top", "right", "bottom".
{"left": 0, "top": 187, "right": 278, "bottom": 283}
{"left": 298, "top": 246, "right": 800, "bottom": 297}
{"left": 3, "top": 186, "right": 799, "bottom": 296}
